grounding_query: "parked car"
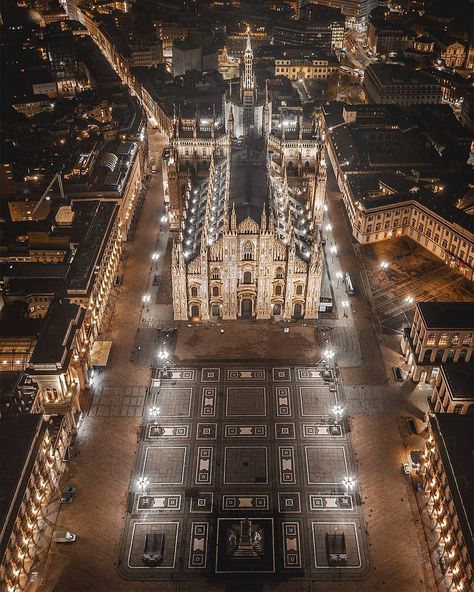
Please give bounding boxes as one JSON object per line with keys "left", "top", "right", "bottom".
{"left": 60, "top": 495, "right": 75, "bottom": 504}
{"left": 62, "top": 486, "right": 76, "bottom": 495}
{"left": 53, "top": 530, "right": 76, "bottom": 543}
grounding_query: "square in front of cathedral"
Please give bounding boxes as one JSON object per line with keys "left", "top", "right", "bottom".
{"left": 225, "top": 386, "right": 267, "bottom": 417}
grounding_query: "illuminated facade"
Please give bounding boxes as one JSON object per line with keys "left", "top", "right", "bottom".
{"left": 421, "top": 414, "right": 474, "bottom": 592}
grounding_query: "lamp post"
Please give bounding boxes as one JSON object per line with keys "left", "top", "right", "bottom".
{"left": 324, "top": 348, "right": 335, "bottom": 362}
{"left": 405, "top": 295, "right": 414, "bottom": 305}
{"left": 137, "top": 476, "right": 149, "bottom": 496}
{"left": 151, "top": 252, "right": 160, "bottom": 268}
{"left": 342, "top": 476, "right": 355, "bottom": 495}
{"left": 380, "top": 261, "right": 389, "bottom": 270}
{"left": 341, "top": 300, "right": 349, "bottom": 318}
{"left": 330, "top": 245, "right": 338, "bottom": 262}
{"left": 142, "top": 293, "right": 151, "bottom": 304}
{"left": 332, "top": 405, "right": 344, "bottom": 423}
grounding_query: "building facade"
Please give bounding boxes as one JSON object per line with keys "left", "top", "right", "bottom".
{"left": 431, "top": 364, "right": 474, "bottom": 415}
{"left": 420, "top": 414, "right": 474, "bottom": 592}
{"left": 402, "top": 302, "right": 474, "bottom": 383}
{"left": 167, "top": 41, "right": 326, "bottom": 321}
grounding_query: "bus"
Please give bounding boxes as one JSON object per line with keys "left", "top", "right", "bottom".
{"left": 344, "top": 272, "right": 355, "bottom": 295}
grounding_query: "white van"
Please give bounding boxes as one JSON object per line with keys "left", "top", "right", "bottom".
{"left": 53, "top": 530, "right": 76, "bottom": 543}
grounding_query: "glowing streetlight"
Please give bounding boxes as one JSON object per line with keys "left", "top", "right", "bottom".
{"left": 405, "top": 296, "right": 414, "bottom": 304}
{"left": 149, "top": 406, "right": 161, "bottom": 421}
{"left": 332, "top": 405, "right": 344, "bottom": 422}
{"left": 142, "top": 293, "right": 151, "bottom": 304}
{"left": 151, "top": 252, "right": 160, "bottom": 261}
{"left": 325, "top": 224, "right": 332, "bottom": 232}
{"left": 137, "top": 476, "right": 149, "bottom": 494}
{"left": 336, "top": 271, "right": 343, "bottom": 287}
{"left": 330, "top": 245, "right": 338, "bottom": 254}
{"left": 380, "top": 261, "right": 389, "bottom": 270}
{"left": 324, "top": 348, "right": 335, "bottom": 360}
{"left": 342, "top": 476, "right": 355, "bottom": 494}
{"left": 342, "top": 300, "right": 349, "bottom": 317}
{"left": 160, "top": 213, "right": 168, "bottom": 224}
{"left": 158, "top": 350, "right": 169, "bottom": 360}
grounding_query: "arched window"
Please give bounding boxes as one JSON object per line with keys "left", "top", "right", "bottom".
{"left": 243, "top": 271, "right": 252, "bottom": 284}
{"left": 191, "top": 305, "right": 199, "bottom": 317}
{"left": 467, "top": 404, "right": 474, "bottom": 416}
{"left": 275, "top": 267, "right": 284, "bottom": 279}
{"left": 458, "top": 349, "right": 468, "bottom": 361}
{"left": 191, "top": 286, "right": 198, "bottom": 297}
{"left": 422, "top": 349, "right": 432, "bottom": 364}
{"left": 211, "top": 304, "right": 220, "bottom": 317}
{"left": 296, "top": 284, "right": 303, "bottom": 295}
{"left": 212, "top": 286, "right": 219, "bottom": 297}
{"left": 446, "top": 349, "right": 455, "bottom": 360}
{"left": 243, "top": 242, "right": 254, "bottom": 261}
{"left": 273, "top": 303, "right": 282, "bottom": 315}
{"left": 435, "top": 349, "right": 444, "bottom": 362}
{"left": 211, "top": 268, "right": 220, "bottom": 280}
{"left": 274, "top": 285, "right": 282, "bottom": 295}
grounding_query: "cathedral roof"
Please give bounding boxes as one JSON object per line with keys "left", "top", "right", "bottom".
{"left": 229, "top": 139, "right": 268, "bottom": 224}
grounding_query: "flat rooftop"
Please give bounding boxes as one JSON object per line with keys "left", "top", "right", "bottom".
{"left": 441, "top": 364, "right": 474, "bottom": 399}
{"left": 418, "top": 302, "right": 474, "bottom": 330}
{"left": 431, "top": 414, "right": 474, "bottom": 564}
{"left": 0, "top": 414, "right": 44, "bottom": 558}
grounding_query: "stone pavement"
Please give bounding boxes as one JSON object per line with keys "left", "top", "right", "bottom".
{"left": 118, "top": 362, "right": 369, "bottom": 583}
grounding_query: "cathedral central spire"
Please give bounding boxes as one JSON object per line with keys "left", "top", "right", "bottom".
{"left": 243, "top": 27, "right": 255, "bottom": 92}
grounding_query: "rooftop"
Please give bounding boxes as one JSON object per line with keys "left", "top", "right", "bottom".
{"left": 440, "top": 364, "right": 474, "bottom": 399}
{"left": 431, "top": 413, "right": 474, "bottom": 563}
{"left": 0, "top": 414, "right": 44, "bottom": 559}
{"left": 418, "top": 302, "right": 474, "bottom": 330}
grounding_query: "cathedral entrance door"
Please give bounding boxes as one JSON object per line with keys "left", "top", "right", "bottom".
{"left": 293, "top": 303, "right": 303, "bottom": 319}
{"left": 241, "top": 299, "right": 253, "bottom": 318}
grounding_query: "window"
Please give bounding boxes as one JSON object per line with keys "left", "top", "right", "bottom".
{"left": 446, "top": 349, "right": 455, "bottom": 360}
{"left": 211, "top": 268, "right": 220, "bottom": 280}
{"left": 450, "top": 334, "right": 459, "bottom": 346}
{"left": 191, "top": 305, "right": 199, "bottom": 317}
{"left": 274, "top": 285, "right": 282, "bottom": 295}
{"left": 243, "top": 271, "right": 252, "bottom": 284}
{"left": 191, "top": 287, "right": 198, "bottom": 297}
{"left": 275, "top": 267, "right": 284, "bottom": 279}
{"left": 438, "top": 333, "right": 449, "bottom": 346}
{"left": 212, "top": 286, "right": 219, "bottom": 297}
{"left": 211, "top": 304, "right": 220, "bottom": 317}
{"left": 426, "top": 334, "right": 436, "bottom": 346}
{"left": 462, "top": 334, "right": 472, "bottom": 346}
{"left": 243, "top": 242, "right": 254, "bottom": 261}
{"left": 296, "top": 284, "right": 303, "bottom": 295}
{"left": 453, "top": 404, "right": 463, "bottom": 414}
{"left": 273, "top": 303, "right": 282, "bottom": 315}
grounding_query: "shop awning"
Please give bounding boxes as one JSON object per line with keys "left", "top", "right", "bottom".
{"left": 90, "top": 340, "right": 112, "bottom": 367}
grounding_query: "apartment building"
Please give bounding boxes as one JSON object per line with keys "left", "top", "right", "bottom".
{"left": 364, "top": 63, "right": 443, "bottom": 105}
{"left": 0, "top": 414, "right": 73, "bottom": 592}
{"left": 421, "top": 414, "right": 474, "bottom": 592}
{"left": 431, "top": 364, "right": 474, "bottom": 415}
{"left": 275, "top": 53, "right": 338, "bottom": 80}
{"left": 402, "top": 302, "right": 474, "bottom": 382}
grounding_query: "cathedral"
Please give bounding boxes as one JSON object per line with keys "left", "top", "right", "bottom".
{"left": 165, "top": 33, "right": 327, "bottom": 321}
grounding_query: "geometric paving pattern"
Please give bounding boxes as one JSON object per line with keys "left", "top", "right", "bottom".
{"left": 120, "top": 363, "right": 368, "bottom": 581}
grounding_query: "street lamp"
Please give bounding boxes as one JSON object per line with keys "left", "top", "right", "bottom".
{"left": 341, "top": 300, "right": 349, "bottom": 318}
{"left": 149, "top": 406, "right": 160, "bottom": 422}
{"left": 330, "top": 245, "right": 338, "bottom": 254}
{"left": 158, "top": 349, "right": 169, "bottom": 360}
{"left": 142, "top": 293, "right": 151, "bottom": 304}
{"left": 160, "top": 213, "right": 168, "bottom": 224}
{"left": 380, "top": 261, "right": 389, "bottom": 270}
{"left": 405, "top": 296, "right": 414, "bottom": 305}
{"left": 332, "top": 405, "right": 344, "bottom": 422}
{"left": 151, "top": 252, "right": 160, "bottom": 261}
{"left": 342, "top": 476, "right": 355, "bottom": 494}
{"left": 324, "top": 348, "right": 335, "bottom": 360}
{"left": 325, "top": 223, "right": 332, "bottom": 232}
{"left": 137, "top": 476, "right": 149, "bottom": 495}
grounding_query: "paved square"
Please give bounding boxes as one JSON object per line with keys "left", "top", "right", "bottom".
{"left": 305, "top": 445, "right": 348, "bottom": 484}
{"left": 127, "top": 521, "right": 179, "bottom": 569}
{"left": 312, "top": 522, "right": 362, "bottom": 568}
{"left": 225, "top": 386, "right": 266, "bottom": 416}
{"left": 143, "top": 446, "right": 186, "bottom": 485}
{"left": 120, "top": 363, "right": 368, "bottom": 582}
{"left": 223, "top": 446, "right": 268, "bottom": 484}
{"left": 157, "top": 387, "right": 193, "bottom": 417}
{"left": 299, "top": 386, "right": 336, "bottom": 417}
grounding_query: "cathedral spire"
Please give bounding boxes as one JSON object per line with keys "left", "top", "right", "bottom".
{"left": 231, "top": 202, "right": 237, "bottom": 233}
{"left": 243, "top": 27, "right": 255, "bottom": 92}
{"left": 260, "top": 205, "right": 267, "bottom": 234}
